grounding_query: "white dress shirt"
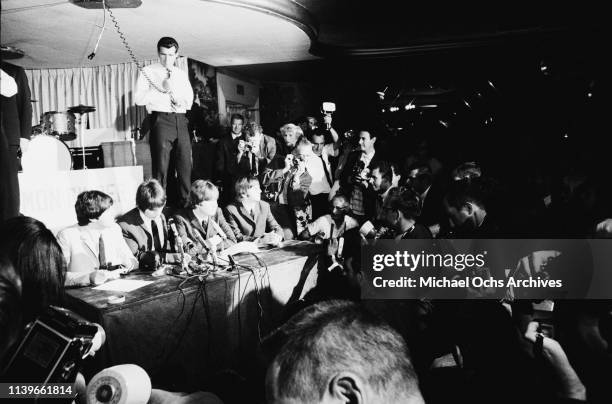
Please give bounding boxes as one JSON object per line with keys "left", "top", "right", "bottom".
{"left": 138, "top": 210, "right": 165, "bottom": 249}
{"left": 307, "top": 215, "right": 359, "bottom": 240}
{"left": 305, "top": 154, "right": 332, "bottom": 196}
{"left": 135, "top": 63, "right": 193, "bottom": 113}
{"left": 0, "top": 68, "right": 17, "bottom": 97}
{"left": 361, "top": 150, "right": 376, "bottom": 168}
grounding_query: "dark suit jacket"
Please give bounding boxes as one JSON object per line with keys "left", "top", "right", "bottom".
{"left": 224, "top": 200, "right": 283, "bottom": 242}
{"left": 0, "top": 62, "right": 32, "bottom": 146}
{"left": 419, "top": 182, "right": 447, "bottom": 228}
{"left": 173, "top": 208, "right": 237, "bottom": 253}
{"left": 117, "top": 208, "right": 172, "bottom": 259}
{"left": 215, "top": 133, "right": 240, "bottom": 181}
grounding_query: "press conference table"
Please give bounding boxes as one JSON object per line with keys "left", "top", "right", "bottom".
{"left": 65, "top": 240, "right": 322, "bottom": 390}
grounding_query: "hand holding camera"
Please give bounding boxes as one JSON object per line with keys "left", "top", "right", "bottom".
{"left": 237, "top": 139, "right": 247, "bottom": 154}
{"left": 295, "top": 157, "right": 306, "bottom": 174}
{"left": 523, "top": 321, "right": 586, "bottom": 400}
{"left": 284, "top": 154, "right": 295, "bottom": 171}
{"left": 323, "top": 114, "right": 332, "bottom": 127}
{"left": 248, "top": 139, "right": 260, "bottom": 156}
{"left": 321, "top": 102, "right": 336, "bottom": 130}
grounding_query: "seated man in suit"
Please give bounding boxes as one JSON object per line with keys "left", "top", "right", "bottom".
{"left": 57, "top": 191, "right": 137, "bottom": 287}
{"left": 173, "top": 180, "right": 236, "bottom": 256}
{"left": 117, "top": 179, "right": 190, "bottom": 269}
{"left": 225, "top": 176, "right": 283, "bottom": 245}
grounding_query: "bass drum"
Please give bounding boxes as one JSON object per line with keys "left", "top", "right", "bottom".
{"left": 21, "top": 135, "right": 73, "bottom": 172}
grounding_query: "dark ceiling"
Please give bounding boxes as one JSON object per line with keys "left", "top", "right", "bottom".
{"left": 300, "top": 1, "right": 587, "bottom": 49}
{"left": 224, "top": 1, "right": 605, "bottom": 81}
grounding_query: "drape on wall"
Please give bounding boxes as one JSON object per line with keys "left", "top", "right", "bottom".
{"left": 25, "top": 57, "right": 189, "bottom": 141}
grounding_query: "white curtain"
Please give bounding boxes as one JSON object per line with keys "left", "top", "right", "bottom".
{"left": 25, "top": 57, "right": 189, "bottom": 140}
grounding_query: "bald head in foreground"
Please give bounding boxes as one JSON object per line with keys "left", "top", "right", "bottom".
{"left": 265, "top": 300, "right": 424, "bottom": 404}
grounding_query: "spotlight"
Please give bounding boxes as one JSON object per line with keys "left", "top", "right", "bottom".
{"left": 540, "top": 60, "right": 550, "bottom": 76}
{"left": 439, "top": 120, "right": 449, "bottom": 128}
{"left": 376, "top": 86, "right": 388, "bottom": 100}
{"left": 487, "top": 80, "right": 497, "bottom": 91}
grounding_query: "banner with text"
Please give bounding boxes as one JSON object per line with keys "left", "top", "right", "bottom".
{"left": 19, "top": 167, "right": 143, "bottom": 234}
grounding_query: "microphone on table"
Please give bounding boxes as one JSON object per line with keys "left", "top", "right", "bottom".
{"left": 168, "top": 218, "right": 190, "bottom": 274}
{"left": 227, "top": 254, "right": 237, "bottom": 272}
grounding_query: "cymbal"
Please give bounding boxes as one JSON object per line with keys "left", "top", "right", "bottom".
{"left": 68, "top": 104, "right": 96, "bottom": 114}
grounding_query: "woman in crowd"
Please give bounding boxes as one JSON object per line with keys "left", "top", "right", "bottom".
{"left": 224, "top": 176, "right": 283, "bottom": 245}
{"left": 173, "top": 180, "right": 236, "bottom": 255}
{"left": 0, "top": 216, "right": 65, "bottom": 323}
{"left": 57, "top": 191, "right": 136, "bottom": 286}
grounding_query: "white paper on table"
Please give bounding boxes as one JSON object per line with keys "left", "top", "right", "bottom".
{"left": 218, "top": 241, "right": 260, "bottom": 261}
{"left": 93, "top": 279, "right": 154, "bottom": 292}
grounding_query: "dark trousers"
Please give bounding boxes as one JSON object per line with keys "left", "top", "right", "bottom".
{"left": 310, "top": 193, "right": 330, "bottom": 220}
{"left": 149, "top": 112, "right": 191, "bottom": 207}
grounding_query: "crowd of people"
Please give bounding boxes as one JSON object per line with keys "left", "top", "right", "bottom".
{"left": 2, "top": 37, "right": 612, "bottom": 401}
{"left": 2, "top": 105, "right": 612, "bottom": 402}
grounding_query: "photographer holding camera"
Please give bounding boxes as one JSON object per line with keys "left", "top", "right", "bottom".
{"left": 264, "top": 135, "right": 313, "bottom": 239}
{"left": 236, "top": 121, "right": 276, "bottom": 179}
{"left": 309, "top": 106, "right": 341, "bottom": 219}
{"left": 337, "top": 129, "right": 381, "bottom": 223}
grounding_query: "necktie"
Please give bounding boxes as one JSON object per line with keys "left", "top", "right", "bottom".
{"left": 151, "top": 220, "right": 162, "bottom": 252}
{"left": 320, "top": 155, "right": 332, "bottom": 187}
{"left": 98, "top": 235, "right": 107, "bottom": 268}
{"left": 252, "top": 153, "right": 259, "bottom": 176}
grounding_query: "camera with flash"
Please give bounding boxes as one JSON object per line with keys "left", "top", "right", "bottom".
{"left": 321, "top": 102, "right": 336, "bottom": 130}
{"left": 321, "top": 102, "right": 336, "bottom": 114}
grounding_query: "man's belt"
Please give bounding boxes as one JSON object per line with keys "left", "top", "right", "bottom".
{"left": 151, "top": 111, "right": 185, "bottom": 115}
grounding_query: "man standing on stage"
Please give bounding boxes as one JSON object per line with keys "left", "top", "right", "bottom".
{"left": 135, "top": 37, "right": 194, "bottom": 208}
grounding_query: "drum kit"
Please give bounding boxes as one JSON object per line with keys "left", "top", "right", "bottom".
{"left": 22, "top": 104, "right": 96, "bottom": 172}
{"left": 2, "top": 45, "right": 97, "bottom": 172}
